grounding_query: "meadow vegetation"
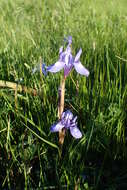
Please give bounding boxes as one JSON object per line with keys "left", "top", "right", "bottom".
{"left": 0, "top": 0, "right": 127, "bottom": 189}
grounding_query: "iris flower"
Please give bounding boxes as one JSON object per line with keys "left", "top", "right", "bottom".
{"left": 42, "top": 36, "right": 89, "bottom": 77}
{"left": 50, "top": 110, "right": 82, "bottom": 139}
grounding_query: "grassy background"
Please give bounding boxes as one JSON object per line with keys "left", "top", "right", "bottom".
{"left": 0, "top": 0, "right": 127, "bottom": 189}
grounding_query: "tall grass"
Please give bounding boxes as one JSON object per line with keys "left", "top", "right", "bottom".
{"left": 0, "top": 0, "right": 127, "bottom": 189}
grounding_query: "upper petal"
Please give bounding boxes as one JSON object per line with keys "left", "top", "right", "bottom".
{"left": 59, "top": 46, "right": 63, "bottom": 55}
{"left": 74, "top": 48, "right": 82, "bottom": 62}
{"left": 47, "top": 61, "right": 65, "bottom": 73}
{"left": 70, "top": 126, "right": 82, "bottom": 139}
{"left": 68, "top": 36, "right": 72, "bottom": 45}
{"left": 72, "top": 116, "right": 77, "bottom": 123}
{"left": 73, "top": 61, "right": 89, "bottom": 77}
{"left": 50, "top": 121, "right": 64, "bottom": 132}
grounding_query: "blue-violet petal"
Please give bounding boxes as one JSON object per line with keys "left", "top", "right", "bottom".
{"left": 50, "top": 122, "right": 64, "bottom": 132}
{"left": 74, "top": 48, "right": 82, "bottom": 62}
{"left": 47, "top": 61, "right": 65, "bottom": 73}
{"left": 73, "top": 61, "right": 89, "bottom": 77}
{"left": 70, "top": 126, "right": 82, "bottom": 139}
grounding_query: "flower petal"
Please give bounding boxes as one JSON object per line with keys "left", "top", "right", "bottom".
{"left": 50, "top": 122, "right": 64, "bottom": 132}
{"left": 70, "top": 126, "right": 82, "bottom": 139}
{"left": 47, "top": 61, "right": 65, "bottom": 73}
{"left": 59, "top": 46, "right": 63, "bottom": 54}
{"left": 71, "top": 116, "right": 77, "bottom": 124}
{"left": 42, "top": 63, "right": 47, "bottom": 76}
{"left": 73, "top": 61, "right": 89, "bottom": 77}
{"left": 74, "top": 48, "right": 82, "bottom": 62}
{"left": 68, "top": 36, "right": 72, "bottom": 45}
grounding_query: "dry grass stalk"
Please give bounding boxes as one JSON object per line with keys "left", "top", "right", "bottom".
{"left": 0, "top": 80, "right": 39, "bottom": 96}
{"left": 58, "top": 77, "right": 66, "bottom": 145}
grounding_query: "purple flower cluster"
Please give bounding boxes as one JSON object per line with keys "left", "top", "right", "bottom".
{"left": 38, "top": 36, "right": 90, "bottom": 139}
{"left": 50, "top": 110, "right": 82, "bottom": 139}
{"left": 43, "top": 36, "right": 89, "bottom": 77}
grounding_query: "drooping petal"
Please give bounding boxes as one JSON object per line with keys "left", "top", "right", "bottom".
{"left": 70, "top": 126, "right": 82, "bottom": 139}
{"left": 50, "top": 122, "right": 64, "bottom": 132}
{"left": 74, "top": 48, "right": 82, "bottom": 62}
{"left": 47, "top": 61, "right": 65, "bottom": 73}
{"left": 73, "top": 61, "right": 89, "bottom": 77}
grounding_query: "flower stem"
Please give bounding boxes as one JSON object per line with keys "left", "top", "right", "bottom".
{"left": 58, "top": 76, "right": 66, "bottom": 146}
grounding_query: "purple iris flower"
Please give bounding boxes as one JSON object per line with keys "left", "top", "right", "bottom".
{"left": 43, "top": 36, "right": 89, "bottom": 77}
{"left": 50, "top": 110, "right": 82, "bottom": 139}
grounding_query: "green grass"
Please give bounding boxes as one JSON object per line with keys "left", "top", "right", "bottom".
{"left": 0, "top": 0, "right": 127, "bottom": 189}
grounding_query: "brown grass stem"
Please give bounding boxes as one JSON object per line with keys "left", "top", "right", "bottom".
{"left": 58, "top": 76, "right": 66, "bottom": 146}
{"left": 0, "top": 80, "right": 40, "bottom": 96}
